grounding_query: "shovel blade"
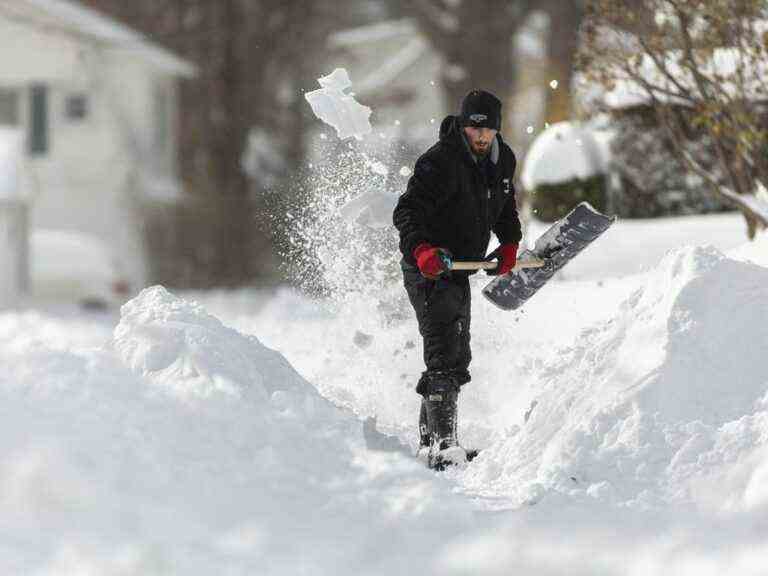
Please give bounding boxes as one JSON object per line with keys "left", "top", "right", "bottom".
{"left": 482, "top": 202, "right": 616, "bottom": 311}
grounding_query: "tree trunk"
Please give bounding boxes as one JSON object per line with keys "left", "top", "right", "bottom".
{"left": 542, "top": 0, "right": 584, "bottom": 124}
{"left": 438, "top": 28, "right": 516, "bottom": 120}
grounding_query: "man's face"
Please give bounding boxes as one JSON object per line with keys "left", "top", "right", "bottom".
{"left": 463, "top": 126, "right": 497, "bottom": 157}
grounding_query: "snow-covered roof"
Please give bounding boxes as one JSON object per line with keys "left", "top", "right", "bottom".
{"left": 1, "top": 0, "right": 195, "bottom": 77}
{"left": 328, "top": 19, "right": 429, "bottom": 97}
{"left": 355, "top": 37, "right": 428, "bottom": 95}
{"left": 597, "top": 47, "right": 768, "bottom": 109}
{"left": 521, "top": 121, "right": 614, "bottom": 190}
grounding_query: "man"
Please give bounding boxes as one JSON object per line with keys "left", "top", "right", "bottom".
{"left": 392, "top": 89, "right": 522, "bottom": 469}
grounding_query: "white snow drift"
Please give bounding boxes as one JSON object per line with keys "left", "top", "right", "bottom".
{"left": 0, "top": 286, "right": 475, "bottom": 574}
{"left": 1, "top": 223, "right": 768, "bottom": 574}
{"left": 462, "top": 245, "right": 768, "bottom": 512}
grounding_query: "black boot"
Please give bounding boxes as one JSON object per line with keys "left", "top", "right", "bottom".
{"left": 422, "top": 382, "right": 466, "bottom": 470}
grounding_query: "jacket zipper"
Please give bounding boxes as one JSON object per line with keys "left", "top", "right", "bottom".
{"left": 486, "top": 187, "right": 490, "bottom": 235}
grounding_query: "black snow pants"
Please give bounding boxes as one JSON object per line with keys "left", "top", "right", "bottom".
{"left": 402, "top": 260, "right": 472, "bottom": 395}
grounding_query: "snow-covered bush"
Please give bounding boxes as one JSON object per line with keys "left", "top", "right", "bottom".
{"left": 521, "top": 121, "right": 610, "bottom": 220}
{"left": 579, "top": 0, "right": 768, "bottom": 237}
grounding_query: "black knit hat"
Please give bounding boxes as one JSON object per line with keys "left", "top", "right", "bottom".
{"left": 459, "top": 89, "right": 502, "bottom": 131}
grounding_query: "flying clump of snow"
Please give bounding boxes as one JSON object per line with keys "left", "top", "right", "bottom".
{"left": 281, "top": 140, "right": 407, "bottom": 308}
{"left": 290, "top": 68, "right": 411, "bottom": 305}
{"left": 304, "top": 68, "right": 373, "bottom": 140}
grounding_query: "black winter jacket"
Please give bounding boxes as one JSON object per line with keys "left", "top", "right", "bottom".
{"left": 393, "top": 115, "right": 522, "bottom": 272}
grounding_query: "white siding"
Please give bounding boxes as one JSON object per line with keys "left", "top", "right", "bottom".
{"left": 0, "top": 9, "right": 190, "bottom": 291}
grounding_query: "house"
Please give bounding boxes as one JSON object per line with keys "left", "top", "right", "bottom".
{"left": 0, "top": 128, "right": 29, "bottom": 307}
{"left": 326, "top": 17, "right": 550, "bottom": 152}
{"left": 0, "top": 0, "right": 195, "bottom": 298}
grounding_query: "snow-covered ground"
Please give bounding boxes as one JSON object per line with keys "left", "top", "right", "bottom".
{"left": 2, "top": 212, "right": 767, "bottom": 574}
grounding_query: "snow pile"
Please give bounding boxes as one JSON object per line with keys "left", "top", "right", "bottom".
{"left": 463, "top": 245, "right": 768, "bottom": 511}
{"left": 305, "top": 68, "right": 372, "bottom": 140}
{"left": 0, "top": 286, "right": 478, "bottom": 574}
{"left": 4, "top": 223, "right": 768, "bottom": 573}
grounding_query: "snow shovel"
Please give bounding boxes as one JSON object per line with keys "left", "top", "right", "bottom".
{"left": 482, "top": 202, "right": 617, "bottom": 311}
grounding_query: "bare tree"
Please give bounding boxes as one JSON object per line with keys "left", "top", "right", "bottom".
{"left": 541, "top": 0, "right": 586, "bottom": 124}
{"left": 385, "top": 1, "right": 585, "bottom": 126}
{"left": 386, "top": 1, "right": 537, "bottom": 112}
{"left": 579, "top": 0, "right": 768, "bottom": 238}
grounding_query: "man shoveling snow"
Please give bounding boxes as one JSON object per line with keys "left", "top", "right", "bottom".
{"left": 392, "top": 90, "right": 615, "bottom": 471}
{"left": 393, "top": 90, "right": 522, "bottom": 470}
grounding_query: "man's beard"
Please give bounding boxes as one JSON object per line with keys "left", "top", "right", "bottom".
{"left": 471, "top": 142, "right": 490, "bottom": 157}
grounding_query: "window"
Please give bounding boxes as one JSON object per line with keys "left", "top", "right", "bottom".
{"left": 29, "top": 84, "right": 49, "bottom": 155}
{"left": 0, "top": 88, "right": 19, "bottom": 126}
{"left": 65, "top": 94, "right": 88, "bottom": 121}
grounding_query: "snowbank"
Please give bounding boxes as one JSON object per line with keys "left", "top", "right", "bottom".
{"left": 0, "top": 286, "right": 475, "bottom": 574}
{"left": 463, "top": 245, "right": 768, "bottom": 512}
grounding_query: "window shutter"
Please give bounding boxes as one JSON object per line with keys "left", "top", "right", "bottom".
{"left": 29, "top": 84, "right": 49, "bottom": 155}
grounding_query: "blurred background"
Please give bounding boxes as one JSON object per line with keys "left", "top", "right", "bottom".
{"left": 1, "top": 0, "right": 766, "bottom": 309}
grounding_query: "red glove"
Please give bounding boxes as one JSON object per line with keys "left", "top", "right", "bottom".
{"left": 485, "top": 243, "right": 518, "bottom": 276}
{"left": 413, "top": 243, "right": 452, "bottom": 279}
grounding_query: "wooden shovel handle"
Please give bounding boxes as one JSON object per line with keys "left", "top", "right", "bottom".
{"left": 449, "top": 258, "right": 545, "bottom": 271}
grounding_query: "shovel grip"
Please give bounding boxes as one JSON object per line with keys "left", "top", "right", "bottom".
{"left": 449, "top": 258, "right": 545, "bottom": 271}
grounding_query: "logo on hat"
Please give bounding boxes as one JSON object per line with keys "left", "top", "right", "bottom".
{"left": 469, "top": 113, "right": 487, "bottom": 123}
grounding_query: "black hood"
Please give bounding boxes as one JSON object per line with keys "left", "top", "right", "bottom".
{"left": 439, "top": 115, "right": 462, "bottom": 143}
{"left": 439, "top": 115, "right": 476, "bottom": 168}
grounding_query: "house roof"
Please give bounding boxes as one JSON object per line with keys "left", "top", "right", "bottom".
{"left": 329, "top": 18, "right": 416, "bottom": 47}
{"left": 328, "top": 19, "right": 430, "bottom": 97}
{"left": 604, "top": 47, "right": 768, "bottom": 108}
{"left": 1, "top": 0, "right": 196, "bottom": 77}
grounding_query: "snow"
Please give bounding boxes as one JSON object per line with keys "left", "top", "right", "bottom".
{"left": 339, "top": 189, "right": 397, "bottom": 229}
{"left": 0, "top": 127, "right": 23, "bottom": 198}
{"left": 0, "top": 286, "right": 477, "bottom": 573}
{"left": 599, "top": 47, "right": 768, "bottom": 109}
{"left": 305, "top": 69, "right": 373, "bottom": 140}
{"left": 13, "top": 0, "right": 195, "bottom": 76}
{"left": 241, "top": 128, "right": 286, "bottom": 188}
{"left": 722, "top": 188, "right": 768, "bottom": 227}
{"left": 2, "top": 208, "right": 768, "bottom": 572}
{"left": 521, "top": 121, "right": 613, "bottom": 190}
{"left": 30, "top": 229, "right": 121, "bottom": 305}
